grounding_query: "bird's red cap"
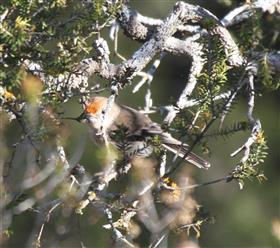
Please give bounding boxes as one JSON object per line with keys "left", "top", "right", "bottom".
{"left": 85, "top": 97, "right": 107, "bottom": 115}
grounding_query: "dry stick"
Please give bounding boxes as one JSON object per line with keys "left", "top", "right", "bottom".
{"left": 144, "top": 53, "right": 166, "bottom": 112}
{"left": 219, "top": 90, "right": 238, "bottom": 130}
{"left": 110, "top": 21, "right": 126, "bottom": 61}
{"left": 176, "top": 217, "right": 210, "bottom": 233}
{"left": 230, "top": 69, "right": 262, "bottom": 169}
{"left": 24, "top": 199, "right": 62, "bottom": 247}
{"left": 36, "top": 202, "right": 61, "bottom": 247}
{"left": 159, "top": 151, "right": 167, "bottom": 178}
{"left": 149, "top": 231, "right": 168, "bottom": 248}
{"left": 133, "top": 52, "right": 166, "bottom": 94}
{"left": 0, "top": 9, "right": 8, "bottom": 23}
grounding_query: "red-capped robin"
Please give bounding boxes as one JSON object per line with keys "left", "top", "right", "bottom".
{"left": 77, "top": 96, "right": 210, "bottom": 169}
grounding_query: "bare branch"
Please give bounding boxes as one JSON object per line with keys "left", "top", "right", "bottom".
{"left": 222, "top": 0, "right": 280, "bottom": 26}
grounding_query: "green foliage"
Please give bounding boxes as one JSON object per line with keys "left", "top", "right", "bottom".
{"left": 0, "top": 0, "right": 123, "bottom": 91}
{"left": 235, "top": 7, "right": 280, "bottom": 53}
{"left": 232, "top": 131, "right": 268, "bottom": 188}
{"left": 247, "top": 131, "right": 268, "bottom": 165}
{"left": 196, "top": 35, "right": 230, "bottom": 115}
{"left": 236, "top": 9, "right": 263, "bottom": 52}
{"left": 2, "top": 228, "right": 13, "bottom": 239}
{"left": 170, "top": 36, "right": 233, "bottom": 144}
{"left": 171, "top": 108, "right": 194, "bottom": 136}
{"left": 257, "top": 53, "right": 280, "bottom": 91}
{"left": 206, "top": 121, "right": 248, "bottom": 139}
{"left": 149, "top": 134, "right": 165, "bottom": 157}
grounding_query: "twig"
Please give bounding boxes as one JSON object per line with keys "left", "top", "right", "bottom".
{"left": 231, "top": 65, "right": 261, "bottom": 164}
{"left": 110, "top": 20, "right": 126, "bottom": 61}
{"left": 35, "top": 202, "right": 61, "bottom": 248}
{"left": 159, "top": 151, "right": 167, "bottom": 178}
{"left": 104, "top": 207, "right": 135, "bottom": 248}
{"left": 222, "top": 0, "right": 280, "bottom": 27}
{"left": 182, "top": 175, "right": 233, "bottom": 190}
{"left": 149, "top": 231, "right": 168, "bottom": 248}
{"left": 133, "top": 52, "right": 166, "bottom": 94}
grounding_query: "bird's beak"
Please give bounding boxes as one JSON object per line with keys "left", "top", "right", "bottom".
{"left": 62, "top": 112, "right": 87, "bottom": 123}
{"left": 75, "top": 112, "right": 87, "bottom": 123}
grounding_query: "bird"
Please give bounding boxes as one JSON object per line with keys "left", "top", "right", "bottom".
{"left": 76, "top": 96, "right": 210, "bottom": 169}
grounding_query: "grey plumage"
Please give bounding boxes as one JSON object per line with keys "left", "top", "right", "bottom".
{"left": 108, "top": 104, "right": 210, "bottom": 169}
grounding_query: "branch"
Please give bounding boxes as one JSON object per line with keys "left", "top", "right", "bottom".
{"left": 231, "top": 120, "right": 262, "bottom": 163}
{"left": 25, "top": 1, "right": 245, "bottom": 100}
{"left": 222, "top": 0, "right": 280, "bottom": 27}
{"left": 255, "top": 51, "right": 280, "bottom": 74}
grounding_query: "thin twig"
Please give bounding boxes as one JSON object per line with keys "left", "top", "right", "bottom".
{"left": 36, "top": 202, "right": 61, "bottom": 247}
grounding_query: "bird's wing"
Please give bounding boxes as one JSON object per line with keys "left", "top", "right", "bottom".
{"left": 147, "top": 130, "right": 210, "bottom": 169}
{"left": 111, "top": 105, "right": 154, "bottom": 134}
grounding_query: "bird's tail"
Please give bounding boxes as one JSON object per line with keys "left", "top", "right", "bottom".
{"left": 144, "top": 128, "right": 210, "bottom": 169}
{"left": 162, "top": 143, "right": 210, "bottom": 169}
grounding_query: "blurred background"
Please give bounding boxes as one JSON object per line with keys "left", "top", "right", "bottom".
{"left": 4, "top": 0, "right": 280, "bottom": 247}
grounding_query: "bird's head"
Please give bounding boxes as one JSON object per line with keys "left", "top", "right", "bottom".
{"left": 76, "top": 96, "right": 108, "bottom": 123}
